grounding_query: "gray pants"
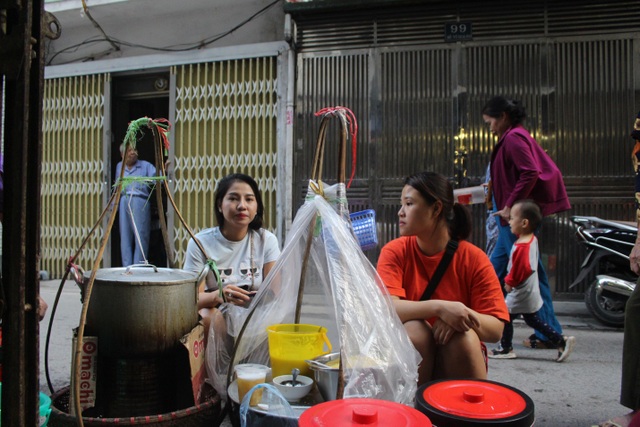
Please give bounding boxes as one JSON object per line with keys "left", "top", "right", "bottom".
{"left": 119, "top": 194, "right": 151, "bottom": 266}
{"left": 621, "top": 278, "right": 640, "bottom": 410}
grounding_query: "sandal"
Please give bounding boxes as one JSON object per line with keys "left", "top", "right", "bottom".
{"left": 595, "top": 420, "right": 623, "bottom": 427}
{"left": 523, "top": 333, "right": 559, "bottom": 350}
{"left": 595, "top": 410, "right": 639, "bottom": 427}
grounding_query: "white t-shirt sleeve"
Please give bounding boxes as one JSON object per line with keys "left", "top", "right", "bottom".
{"left": 183, "top": 236, "right": 206, "bottom": 276}
{"left": 262, "top": 230, "right": 281, "bottom": 263}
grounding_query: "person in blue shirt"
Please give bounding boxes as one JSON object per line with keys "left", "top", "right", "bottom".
{"left": 115, "top": 146, "right": 157, "bottom": 266}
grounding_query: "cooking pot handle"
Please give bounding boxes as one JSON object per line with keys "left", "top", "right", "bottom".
{"left": 196, "top": 266, "right": 209, "bottom": 289}
{"left": 124, "top": 263, "right": 159, "bottom": 274}
{"left": 322, "top": 331, "right": 332, "bottom": 353}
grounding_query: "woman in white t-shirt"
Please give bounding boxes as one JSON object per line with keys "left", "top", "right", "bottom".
{"left": 183, "top": 173, "right": 280, "bottom": 328}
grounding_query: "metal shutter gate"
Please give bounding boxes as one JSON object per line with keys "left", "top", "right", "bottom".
{"left": 171, "top": 57, "right": 279, "bottom": 267}
{"left": 41, "top": 74, "right": 108, "bottom": 279}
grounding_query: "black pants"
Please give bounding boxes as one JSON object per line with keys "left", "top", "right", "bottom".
{"left": 621, "top": 279, "right": 640, "bottom": 410}
{"left": 501, "top": 312, "right": 564, "bottom": 350}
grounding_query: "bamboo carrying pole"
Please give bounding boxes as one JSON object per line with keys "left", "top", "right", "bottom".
{"left": 293, "top": 113, "right": 347, "bottom": 324}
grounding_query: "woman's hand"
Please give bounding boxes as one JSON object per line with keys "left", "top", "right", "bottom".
{"left": 431, "top": 319, "right": 457, "bottom": 345}
{"left": 494, "top": 206, "right": 511, "bottom": 222}
{"left": 436, "top": 301, "right": 481, "bottom": 332}
{"left": 223, "top": 285, "right": 255, "bottom": 306}
{"left": 37, "top": 295, "right": 48, "bottom": 321}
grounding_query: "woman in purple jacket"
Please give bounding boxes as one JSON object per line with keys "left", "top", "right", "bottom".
{"left": 482, "top": 96, "right": 571, "bottom": 349}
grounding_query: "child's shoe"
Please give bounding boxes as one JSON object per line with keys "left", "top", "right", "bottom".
{"left": 556, "top": 336, "right": 576, "bottom": 362}
{"left": 488, "top": 346, "right": 517, "bottom": 359}
{"left": 523, "top": 334, "right": 559, "bottom": 349}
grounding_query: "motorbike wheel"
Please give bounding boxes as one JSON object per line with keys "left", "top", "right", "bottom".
{"left": 585, "top": 280, "right": 627, "bottom": 328}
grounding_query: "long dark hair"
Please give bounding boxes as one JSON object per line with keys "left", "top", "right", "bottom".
{"left": 214, "top": 173, "right": 264, "bottom": 231}
{"left": 403, "top": 171, "right": 472, "bottom": 241}
{"left": 482, "top": 96, "right": 526, "bottom": 126}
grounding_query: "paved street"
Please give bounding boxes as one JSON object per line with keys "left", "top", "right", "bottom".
{"left": 39, "top": 279, "right": 626, "bottom": 427}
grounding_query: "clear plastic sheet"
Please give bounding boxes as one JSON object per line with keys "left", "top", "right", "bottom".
{"left": 206, "top": 181, "right": 420, "bottom": 405}
{"left": 239, "top": 384, "right": 296, "bottom": 427}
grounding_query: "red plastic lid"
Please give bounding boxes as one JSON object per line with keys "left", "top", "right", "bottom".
{"left": 421, "top": 379, "right": 527, "bottom": 419}
{"left": 299, "top": 398, "right": 432, "bottom": 427}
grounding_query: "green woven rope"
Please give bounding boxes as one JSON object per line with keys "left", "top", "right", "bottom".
{"left": 205, "top": 259, "right": 225, "bottom": 302}
{"left": 113, "top": 175, "right": 166, "bottom": 193}
{"left": 119, "top": 117, "right": 170, "bottom": 154}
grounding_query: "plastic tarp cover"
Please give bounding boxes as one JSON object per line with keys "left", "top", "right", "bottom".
{"left": 239, "top": 383, "right": 297, "bottom": 427}
{"left": 206, "top": 181, "right": 420, "bottom": 405}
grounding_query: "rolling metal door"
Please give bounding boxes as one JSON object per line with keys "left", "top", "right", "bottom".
{"left": 172, "top": 58, "right": 279, "bottom": 267}
{"left": 41, "top": 74, "right": 108, "bottom": 278}
{"left": 295, "top": 35, "right": 638, "bottom": 294}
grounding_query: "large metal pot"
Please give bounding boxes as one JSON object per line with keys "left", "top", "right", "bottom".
{"left": 83, "top": 266, "right": 199, "bottom": 357}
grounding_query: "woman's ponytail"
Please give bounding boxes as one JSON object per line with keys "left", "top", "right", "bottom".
{"left": 449, "top": 203, "right": 472, "bottom": 241}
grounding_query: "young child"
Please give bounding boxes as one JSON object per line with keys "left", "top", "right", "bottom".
{"left": 488, "top": 199, "right": 576, "bottom": 362}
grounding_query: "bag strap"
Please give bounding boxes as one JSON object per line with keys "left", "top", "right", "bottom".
{"left": 420, "top": 240, "right": 459, "bottom": 301}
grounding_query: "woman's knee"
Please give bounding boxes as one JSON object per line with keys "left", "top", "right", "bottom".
{"left": 441, "top": 329, "right": 481, "bottom": 355}
{"left": 404, "top": 320, "right": 434, "bottom": 353}
{"left": 201, "top": 308, "right": 227, "bottom": 345}
{"left": 436, "top": 330, "right": 486, "bottom": 379}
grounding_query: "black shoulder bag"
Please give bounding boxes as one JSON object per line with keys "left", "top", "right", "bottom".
{"left": 420, "top": 240, "right": 459, "bottom": 301}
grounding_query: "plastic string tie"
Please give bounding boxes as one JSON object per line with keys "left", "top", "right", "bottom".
{"left": 119, "top": 117, "right": 172, "bottom": 156}
{"left": 119, "top": 117, "right": 150, "bottom": 154}
{"left": 115, "top": 175, "right": 166, "bottom": 186}
{"left": 309, "top": 180, "right": 325, "bottom": 198}
{"left": 150, "top": 118, "right": 172, "bottom": 156}
{"left": 307, "top": 181, "right": 325, "bottom": 237}
{"left": 205, "top": 259, "right": 224, "bottom": 303}
{"left": 126, "top": 196, "right": 148, "bottom": 264}
{"left": 114, "top": 176, "right": 166, "bottom": 194}
{"left": 322, "top": 195, "right": 347, "bottom": 209}
{"left": 67, "top": 258, "right": 85, "bottom": 285}
{"left": 314, "top": 106, "right": 359, "bottom": 188}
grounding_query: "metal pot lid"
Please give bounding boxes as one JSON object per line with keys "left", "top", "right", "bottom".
{"left": 299, "top": 398, "right": 432, "bottom": 427}
{"left": 307, "top": 352, "right": 341, "bottom": 371}
{"left": 84, "top": 266, "right": 198, "bottom": 285}
{"left": 416, "top": 379, "right": 535, "bottom": 427}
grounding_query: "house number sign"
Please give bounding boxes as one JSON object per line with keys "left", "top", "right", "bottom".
{"left": 444, "top": 22, "right": 473, "bottom": 42}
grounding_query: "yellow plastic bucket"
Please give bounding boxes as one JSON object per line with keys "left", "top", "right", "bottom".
{"left": 267, "top": 324, "right": 332, "bottom": 378}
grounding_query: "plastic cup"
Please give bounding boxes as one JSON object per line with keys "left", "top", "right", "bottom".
{"left": 235, "top": 364, "right": 269, "bottom": 406}
{"left": 453, "top": 186, "right": 486, "bottom": 205}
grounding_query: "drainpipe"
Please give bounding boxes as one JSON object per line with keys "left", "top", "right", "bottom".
{"left": 280, "top": 14, "right": 296, "bottom": 240}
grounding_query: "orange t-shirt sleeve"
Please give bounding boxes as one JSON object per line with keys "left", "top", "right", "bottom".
{"left": 468, "top": 254, "right": 510, "bottom": 323}
{"left": 377, "top": 239, "right": 407, "bottom": 299}
{"left": 431, "top": 242, "right": 509, "bottom": 323}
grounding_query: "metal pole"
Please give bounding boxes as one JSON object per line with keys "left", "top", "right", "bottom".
{"left": 1, "top": 0, "right": 46, "bottom": 425}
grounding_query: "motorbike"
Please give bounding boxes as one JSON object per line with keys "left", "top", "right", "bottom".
{"left": 570, "top": 216, "right": 637, "bottom": 327}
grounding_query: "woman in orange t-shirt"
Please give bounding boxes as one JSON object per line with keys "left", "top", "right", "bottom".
{"left": 377, "top": 171, "right": 508, "bottom": 385}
